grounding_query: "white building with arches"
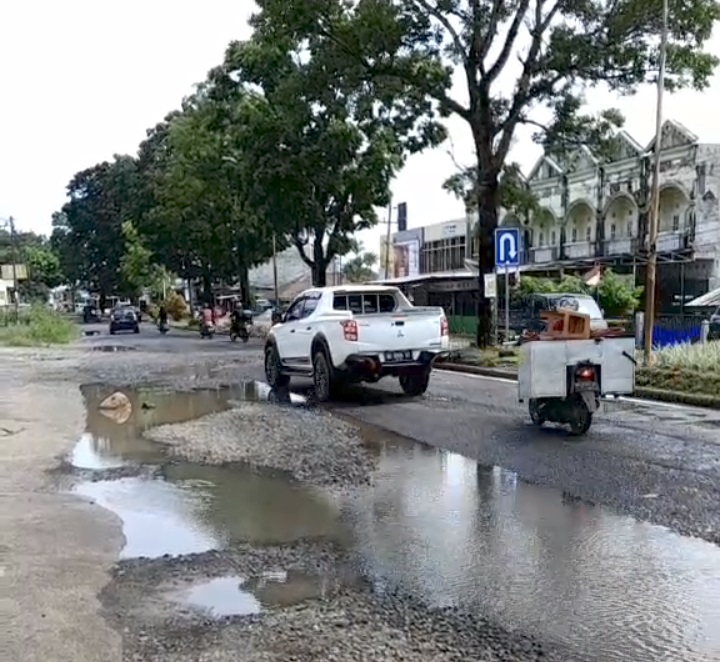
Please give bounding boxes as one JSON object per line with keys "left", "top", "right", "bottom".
{"left": 497, "top": 119, "right": 720, "bottom": 309}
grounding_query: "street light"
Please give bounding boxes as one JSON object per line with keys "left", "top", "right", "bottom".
{"left": 0, "top": 216, "right": 19, "bottom": 321}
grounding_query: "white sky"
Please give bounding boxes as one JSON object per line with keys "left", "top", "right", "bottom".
{"left": 2, "top": 1, "right": 719, "bottom": 257}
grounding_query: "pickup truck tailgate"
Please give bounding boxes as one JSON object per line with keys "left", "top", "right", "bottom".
{"left": 354, "top": 308, "right": 445, "bottom": 352}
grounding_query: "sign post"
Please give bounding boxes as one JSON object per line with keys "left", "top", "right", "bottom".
{"left": 494, "top": 228, "right": 522, "bottom": 344}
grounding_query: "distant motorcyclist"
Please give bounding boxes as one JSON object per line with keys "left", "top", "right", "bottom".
{"left": 158, "top": 305, "right": 168, "bottom": 325}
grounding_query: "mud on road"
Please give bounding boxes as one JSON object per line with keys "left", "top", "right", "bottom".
{"left": 3, "top": 343, "right": 720, "bottom": 662}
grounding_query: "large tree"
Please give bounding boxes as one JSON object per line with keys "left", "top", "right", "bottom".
{"left": 146, "top": 92, "right": 276, "bottom": 302}
{"left": 209, "top": 8, "right": 447, "bottom": 286}
{"left": 253, "top": 0, "right": 719, "bottom": 344}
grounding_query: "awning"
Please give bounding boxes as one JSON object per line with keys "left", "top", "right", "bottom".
{"left": 686, "top": 287, "right": 720, "bottom": 308}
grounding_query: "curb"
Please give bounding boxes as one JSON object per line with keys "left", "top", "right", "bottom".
{"left": 436, "top": 362, "right": 720, "bottom": 410}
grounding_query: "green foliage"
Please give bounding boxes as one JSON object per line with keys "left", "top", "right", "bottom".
{"left": 52, "top": 157, "right": 144, "bottom": 298}
{"left": 652, "top": 342, "right": 720, "bottom": 371}
{"left": 0, "top": 306, "right": 76, "bottom": 346}
{"left": 209, "top": 3, "right": 447, "bottom": 285}
{"left": 119, "top": 221, "right": 156, "bottom": 297}
{"left": 342, "top": 250, "right": 378, "bottom": 283}
{"left": 516, "top": 270, "right": 642, "bottom": 317}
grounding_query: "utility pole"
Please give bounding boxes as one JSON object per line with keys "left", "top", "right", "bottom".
{"left": 643, "top": 0, "right": 668, "bottom": 365}
{"left": 272, "top": 232, "right": 279, "bottom": 304}
{"left": 384, "top": 201, "right": 393, "bottom": 279}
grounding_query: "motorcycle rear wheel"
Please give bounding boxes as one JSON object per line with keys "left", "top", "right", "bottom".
{"left": 528, "top": 399, "right": 545, "bottom": 426}
{"left": 568, "top": 400, "right": 593, "bottom": 436}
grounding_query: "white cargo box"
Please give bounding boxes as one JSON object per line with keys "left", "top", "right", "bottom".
{"left": 517, "top": 337, "right": 635, "bottom": 401}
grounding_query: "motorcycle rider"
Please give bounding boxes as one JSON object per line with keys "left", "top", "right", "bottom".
{"left": 158, "top": 304, "right": 168, "bottom": 329}
{"left": 200, "top": 304, "right": 214, "bottom": 335}
{"left": 229, "top": 302, "right": 249, "bottom": 338}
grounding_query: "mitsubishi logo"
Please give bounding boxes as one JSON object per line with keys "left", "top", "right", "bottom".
{"left": 397, "top": 328, "right": 404, "bottom": 337}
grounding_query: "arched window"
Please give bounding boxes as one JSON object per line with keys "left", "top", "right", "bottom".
{"left": 538, "top": 232, "right": 545, "bottom": 247}
{"left": 571, "top": 226, "right": 578, "bottom": 242}
{"left": 610, "top": 223, "right": 617, "bottom": 240}
{"left": 585, "top": 226, "right": 592, "bottom": 242}
{"left": 551, "top": 230, "right": 557, "bottom": 245}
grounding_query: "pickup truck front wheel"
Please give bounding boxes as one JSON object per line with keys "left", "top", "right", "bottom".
{"left": 265, "top": 344, "right": 289, "bottom": 388}
{"left": 312, "top": 349, "right": 337, "bottom": 402}
{"left": 399, "top": 369, "right": 431, "bottom": 397}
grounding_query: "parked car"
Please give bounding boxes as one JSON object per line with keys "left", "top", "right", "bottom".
{"left": 264, "top": 285, "right": 449, "bottom": 401}
{"left": 516, "top": 293, "right": 608, "bottom": 335}
{"left": 709, "top": 305, "right": 720, "bottom": 341}
{"left": 109, "top": 307, "right": 140, "bottom": 335}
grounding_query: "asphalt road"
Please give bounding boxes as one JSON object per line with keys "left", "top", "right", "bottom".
{"left": 79, "top": 322, "right": 720, "bottom": 544}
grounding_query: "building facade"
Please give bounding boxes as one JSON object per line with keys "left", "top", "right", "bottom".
{"left": 382, "top": 119, "right": 720, "bottom": 315}
{"left": 495, "top": 119, "right": 720, "bottom": 308}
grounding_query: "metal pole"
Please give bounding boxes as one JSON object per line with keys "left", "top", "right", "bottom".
{"left": 272, "top": 232, "right": 279, "bottom": 304}
{"left": 504, "top": 265, "right": 510, "bottom": 342}
{"left": 492, "top": 272, "right": 498, "bottom": 345}
{"left": 642, "top": 0, "right": 668, "bottom": 365}
{"left": 9, "top": 217, "right": 19, "bottom": 321}
{"left": 384, "top": 201, "right": 392, "bottom": 279}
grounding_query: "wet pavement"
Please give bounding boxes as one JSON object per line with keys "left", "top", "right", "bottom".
{"left": 66, "top": 383, "right": 720, "bottom": 662}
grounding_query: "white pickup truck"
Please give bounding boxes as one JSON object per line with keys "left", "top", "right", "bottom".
{"left": 264, "top": 285, "right": 450, "bottom": 401}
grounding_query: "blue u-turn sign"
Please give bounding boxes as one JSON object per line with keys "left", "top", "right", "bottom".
{"left": 494, "top": 228, "right": 521, "bottom": 268}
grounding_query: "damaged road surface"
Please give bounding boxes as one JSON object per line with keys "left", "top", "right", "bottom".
{"left": 4, "top": 339, "right": 720, "bottom": 662}
{"left": 63, "top": 382, "right": 719, "bottom": 662}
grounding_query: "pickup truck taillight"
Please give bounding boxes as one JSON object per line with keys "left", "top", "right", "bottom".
{"left": 341, "top": 320, "right": 358, "bottom": 341}
{"left": 440, "top": 317, "right": 449, "bottom": 336}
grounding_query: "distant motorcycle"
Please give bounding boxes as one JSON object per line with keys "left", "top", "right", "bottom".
{"left": 157, "top": 320, "right": 169, "bottom": 335}
{"left": 229, "top": 313, "right": 252, "bottom": 343}
{"left": 200, "top": 320, "right": 215, "bottom": 338}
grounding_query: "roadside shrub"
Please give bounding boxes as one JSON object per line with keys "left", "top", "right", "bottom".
{"left": 0, "top": 306, "right": 76, "bottom": 346}
{"left": 653, "top": 342, "right": 720, "bottom": 371}
{"left": 164, "top": 292, "right": 188, "bottom": 321}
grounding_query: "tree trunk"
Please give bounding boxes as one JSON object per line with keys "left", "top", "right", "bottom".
{"left": 201, "top": 267, "right": 212, "bottom": 304}
{"left": 474, "top": 166, "right": 501, "bottom": 348}
{"left": 238, "top": 265, "right": 250, "bottom": 306}
{"left": 311, "top": 235, "right": 328, "bottom": 287}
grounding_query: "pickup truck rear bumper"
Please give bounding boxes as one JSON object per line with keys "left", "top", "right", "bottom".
{"left": 344, "top": 350, "right": 450, "bottom": 380}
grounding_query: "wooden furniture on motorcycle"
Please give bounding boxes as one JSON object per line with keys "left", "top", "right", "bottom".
{"left": 539, "top": 309, "right": 591, "bottom": 340}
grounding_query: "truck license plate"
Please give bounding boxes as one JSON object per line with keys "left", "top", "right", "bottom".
{"left": 385, "top": 350, "right": 412, "bottom": 362}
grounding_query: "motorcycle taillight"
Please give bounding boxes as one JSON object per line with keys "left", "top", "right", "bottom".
{"left": 576, "top": 366, "right": 596, "bottom": 381}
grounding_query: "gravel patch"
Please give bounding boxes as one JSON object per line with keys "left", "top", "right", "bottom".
{"left": 103, "top": 543, "right": 566, "bottom": 662}
{"left": 146, "top": 403, "right": 376, "bottom": 486}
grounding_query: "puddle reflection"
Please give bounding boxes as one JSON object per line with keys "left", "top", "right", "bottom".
{"left": 347, "top": 446, "right": 720, "bottom": 662}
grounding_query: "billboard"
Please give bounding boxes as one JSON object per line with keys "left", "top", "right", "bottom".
{"left": 392, "top": 239, "right": 420, "bottom": 279}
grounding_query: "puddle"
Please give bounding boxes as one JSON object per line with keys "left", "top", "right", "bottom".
{"left": 91, "top": 344, "right": 136, "bottom": 351}
{"left": 73, "top": 464, "right": 346, "bottom": 559}
{"left": 169, "top": 571, "right": 339, "bottom": 617}
{"left": 173, "top": 576, "right": 261, "bottom": 616}
{"left": 69, "top": 383, "right": 720, "bottom": 660}
{"left": 345, "top": 444, "right": 720, "bottom": 662}
{"left": 72, "top": 382, "right": 304, "bottom": 469}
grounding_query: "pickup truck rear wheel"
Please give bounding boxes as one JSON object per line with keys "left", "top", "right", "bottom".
{"left": 399, "top": 369, "right": 431, "bottom": 397}
{"left": 312, "top": 349, "right": 336, "bottom": 402}
{"left": 265, "top": 344, "right": 289, "bottom": 388}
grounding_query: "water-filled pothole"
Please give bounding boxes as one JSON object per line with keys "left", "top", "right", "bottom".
{"left": 71, "top": 382, "right": 305, "bottom": 469}
{"left": 91, "top": 344, "right": 136, "bottom": 351}
{"left": 73, "top": 464, "right": 347, "bottom": 559}
{"left": 70, "top": 383, "right": 720, "bottom": 660}
{"left": 168, "top": 571, "right": 343, "bottom": 617}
